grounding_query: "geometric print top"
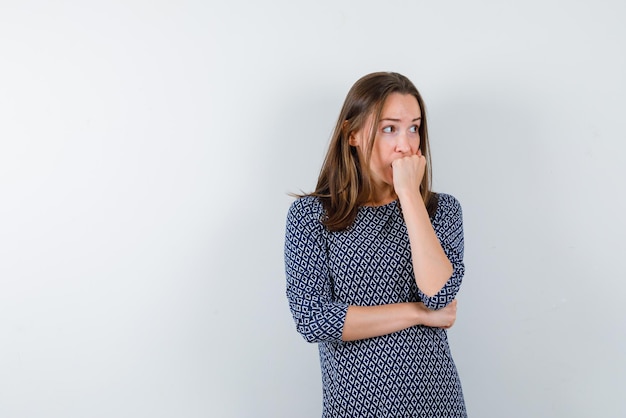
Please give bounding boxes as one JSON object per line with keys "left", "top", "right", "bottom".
{"left": 285, "top": 193, "right": 467, "bottom": 417}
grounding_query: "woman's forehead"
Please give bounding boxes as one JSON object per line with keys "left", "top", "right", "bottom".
{"left": 380, "top": 93, "right": 421, "bottom": 119}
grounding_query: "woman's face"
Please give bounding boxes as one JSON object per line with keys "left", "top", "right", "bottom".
{"left": 350, "top": 93, "right": 422, "bottom": 195}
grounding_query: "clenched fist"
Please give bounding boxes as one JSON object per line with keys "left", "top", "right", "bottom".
{"left": 391, "top": 149, "right": 426, "bottom": 197}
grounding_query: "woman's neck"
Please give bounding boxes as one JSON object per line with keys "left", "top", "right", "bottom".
{"left": 365, "top": 187, "right": 397, "bottom": 207}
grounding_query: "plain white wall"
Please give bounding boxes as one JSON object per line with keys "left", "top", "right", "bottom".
{"left": 1, "top": 1, "right": 625, "bottom": 417}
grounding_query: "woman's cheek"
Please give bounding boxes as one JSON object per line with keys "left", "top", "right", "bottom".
{"left": 387, "top": 165, "right": 395, "bottom": 183}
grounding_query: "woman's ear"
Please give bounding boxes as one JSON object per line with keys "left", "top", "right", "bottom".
{"left": 343, "top": 121, "right": 356, "bottom": 146}
{"left": 348, "top": 132, "right": 357, "bottom": 146}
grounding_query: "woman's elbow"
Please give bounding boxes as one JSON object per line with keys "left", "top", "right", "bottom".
{"left": 294, "top": 317, "right": 343, "bottom": 343}
{"left": 420, "top": 283, "right": 460, "bottom": 310}
{"left": 296, "top": 324, "right": 323, "bottom": 343}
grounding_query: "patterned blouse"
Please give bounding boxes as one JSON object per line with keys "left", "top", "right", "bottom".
{"left": 285, "top": 193, "right": 467, "bottom": 417}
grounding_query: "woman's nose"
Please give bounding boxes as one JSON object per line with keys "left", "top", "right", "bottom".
{"left": 395, "top": 134, "right": 410, "bottom": 153}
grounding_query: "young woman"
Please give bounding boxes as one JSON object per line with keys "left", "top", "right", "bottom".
{"left": 285, "top": 72, "right": 466, "bottom": 417}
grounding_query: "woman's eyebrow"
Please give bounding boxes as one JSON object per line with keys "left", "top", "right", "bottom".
{"left": 379, "top": 117, "right": 422, "bottom": 122}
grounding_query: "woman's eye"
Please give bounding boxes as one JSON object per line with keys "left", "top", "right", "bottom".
{"left": 382, "top": 126, "right": 394, "bottom": 133}
{"left": 409, "top": 125, "right": 419, "bottom": 133}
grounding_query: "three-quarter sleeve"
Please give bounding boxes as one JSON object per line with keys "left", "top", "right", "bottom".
{"left": 284, "top": 197, "right": 349, "bottom": 343}
{"left": 417, "top": 193, "right": 465, "bottom": 310}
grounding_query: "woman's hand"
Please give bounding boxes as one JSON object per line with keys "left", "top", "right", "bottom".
{"left": 417, "top": 299, "right": 457, "bottom": 329}
{"left": 391, "top": 150, "right": 426, "bottom": 198}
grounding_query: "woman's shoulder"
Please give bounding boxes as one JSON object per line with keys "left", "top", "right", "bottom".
{"left": 286, "top": 195, "right": 326, "bottom": 226}
{"left": 288, "top": 195, "right": 324, "bottom": 213}
{"left": 436, "top": 192, "right": 461, "bottom": 209}
{"left": 432, "top": 192, "right": 463, "bottom": 222}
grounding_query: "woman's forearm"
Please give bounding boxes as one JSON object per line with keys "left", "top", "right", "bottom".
{"left": 399, "top": 192, "right": 453, "bottom": 297}
{"left": 341, "top": 300, "right": 457, "bottom": 341}
{"left": 341, "top": 303, "right": 421, "bottom": 341}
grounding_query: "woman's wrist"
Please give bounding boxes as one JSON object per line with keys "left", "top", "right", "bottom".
{"left": 409, "top": 302, "right": 427, "bottom": 326}
{"left": 396, "top": 189, "right": 424, "bottom": 209}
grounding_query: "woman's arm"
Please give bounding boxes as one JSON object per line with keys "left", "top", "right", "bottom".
{"left": 392, "top": 154, "right": 453, "bottom": 297}
{"left": 341, "top": 300, "right": 457, "bottom": 341}
{"left": 286, "top": 198, "right": 349, "bottom": 343}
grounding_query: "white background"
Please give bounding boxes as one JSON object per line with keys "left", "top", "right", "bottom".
{"left": 1, "top": 1, "right": 625, "bottom": 417}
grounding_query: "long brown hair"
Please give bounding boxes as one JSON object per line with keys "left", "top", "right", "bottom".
{"left": 307, "top": 72, "right": 438, "bottom": 231}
